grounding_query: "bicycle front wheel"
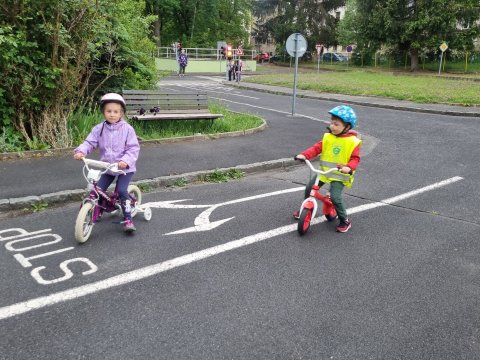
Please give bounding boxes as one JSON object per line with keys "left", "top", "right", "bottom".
{"left": 75, "top": 202, "right": 95, "bottom": 243}
{"left": 297, "top": 208, "right": 313, "bottom": 236}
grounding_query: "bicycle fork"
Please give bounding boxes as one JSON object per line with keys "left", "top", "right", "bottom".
{"left": 299, "top": 185, "right": 336, "bottom": 220}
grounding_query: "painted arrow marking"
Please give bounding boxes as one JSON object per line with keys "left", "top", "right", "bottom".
{"left": 139, "top": 199, "right": 213, "bottom": 209}
{"left": 141, "top": 187, "right": 305, "bottom": 235}
{"left": 165, "top": 187, "right": 305, "bottom": 235}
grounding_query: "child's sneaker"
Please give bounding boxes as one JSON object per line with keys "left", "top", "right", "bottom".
{"left": 336, "top": 219, "right": 351, "bottom": 233}
{"left": 292, "top": 211, "right": 300, "bottom": 220}
{"left": 123, "top": 219, "right": 136, "bottom": 232}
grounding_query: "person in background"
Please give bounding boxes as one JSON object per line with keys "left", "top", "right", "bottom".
{"left": 178, "top": 49, "right": 188, "bottom": 77}
{"left": 228, "top": 59, "right": 235, "bottom": 81}
{"left": 235, "top": 59, "right": 243, "bottom": 82}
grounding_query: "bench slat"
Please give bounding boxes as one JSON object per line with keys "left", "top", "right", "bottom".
{"left": 123, "top": 90, "right": 204, "bottom": 95}
{"left": 125, "top": 100, "right": 208, "bottom": 105}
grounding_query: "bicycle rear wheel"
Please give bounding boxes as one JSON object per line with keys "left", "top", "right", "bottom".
{"left": 75, "top": 202, "right": 95, "bottom": 243}
{"left": 297, "top": 208, "right": 313, "bottom": 236}
{"left": 127, "top": 185, "right": 142, "bottom": 218}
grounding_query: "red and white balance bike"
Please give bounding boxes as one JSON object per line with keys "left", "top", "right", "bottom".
{"left": 295, "top": 158, "right": 340, "bottom": 236}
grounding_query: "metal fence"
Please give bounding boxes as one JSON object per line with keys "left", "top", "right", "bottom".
{"left": 154, "top": 47, "right": 259, "bottom": 61}
{"left": 308, "top": 50, "right": 480, "bottom": 73}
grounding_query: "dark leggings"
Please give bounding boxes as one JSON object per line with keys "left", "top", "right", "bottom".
{"left": 97, "top": 172, "right": 134, "bottom": 218}
{"left": 304, "top": 175, "right": 347, "bottom": 221}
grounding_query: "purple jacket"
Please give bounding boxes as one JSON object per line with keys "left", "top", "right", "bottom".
{"left": 74, "top": 119, "right": 140, "bottom": 173}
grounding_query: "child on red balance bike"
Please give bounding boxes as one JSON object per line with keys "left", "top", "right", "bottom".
{"left": 294, "top": 105, "right": 361, "bottom": 233}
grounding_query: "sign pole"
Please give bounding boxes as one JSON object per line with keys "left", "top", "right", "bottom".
{"left": 438, "top": 42, "right": 448, "bottom": 75}
{"left": 438, "top": 52, "right": 444, "bottom": 75}
{"left": 285, "top": 33, "right": 307, "bottom": 117}
{"left": 292, "top": 34, "right": 299, "bottom": 116}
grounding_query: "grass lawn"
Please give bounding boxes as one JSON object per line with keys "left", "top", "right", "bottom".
{"left": 245, "top": 69, "right": 480, "bottom": 106}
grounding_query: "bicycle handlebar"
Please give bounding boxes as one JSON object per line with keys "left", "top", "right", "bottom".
{"left": 297, "top": 158, "right": 340, "bottom": 175}
{"left": 82, "top": 157, "right": 126, "bottom": 175}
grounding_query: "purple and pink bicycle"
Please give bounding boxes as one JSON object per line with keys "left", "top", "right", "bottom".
{"left": 74, "top": 158, "right": 152, "bottom": 243}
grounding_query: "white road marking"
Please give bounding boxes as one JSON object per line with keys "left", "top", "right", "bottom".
{"left": 195, "top": 76, "right": 224, "bottom": 82}
{"left": 0, "top": 176, "right": 463, "bottom": 320}
{"left": 157, "top": 79, "right": 327, "bottom": 123}
{"left": 157, "top": 81, "right": 260, "bottom": 99}
{"left": 141, "top": 199, "right": 213, "bottom": 209}
{"left": 157, "top": 86, "right": 180, "bottom": 92}
{"left": 163, "top": 187, "right": 304, "bottom": 235}
{"left": 211, "top": 97, "right": 330, "bottom": 124}
{"left": 185, "top": 85, "right": 260, "bottom": 99}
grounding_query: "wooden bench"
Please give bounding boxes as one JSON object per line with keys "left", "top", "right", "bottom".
{"left": 122, "top": 90, "right": 223, "bottom": 122}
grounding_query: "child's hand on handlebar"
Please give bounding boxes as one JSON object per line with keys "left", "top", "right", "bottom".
{"left": 118, "top": 161, "right": 128, "bottom": 170}
{"left": 74, "top": 152, "right": 85, "bottom": 160}
{"left": 294, "top": 154, "right": 306, "bottom": 161}
{"left": 337, "top": 165, "right": 352, "bottom": 174}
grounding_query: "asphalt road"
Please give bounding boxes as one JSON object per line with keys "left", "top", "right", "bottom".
{"left": 0, "top": 75, "right": 479, "bottom": 359}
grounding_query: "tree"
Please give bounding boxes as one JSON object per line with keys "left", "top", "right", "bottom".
{"left": 0, "top": 0, "right": 156, "bottom": 148}
{"left": 253, "top": 0, "right": 345, "bottom": 52}
{"left": 146, "top": 0, "right": 253, "bottom": 48}
{"left": 344, "top": 0, "right": 480, "bottom": 71}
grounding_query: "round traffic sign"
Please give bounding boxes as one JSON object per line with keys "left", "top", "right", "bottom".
{"left": 286, "top": 33, "right": 307, "bottom": 58}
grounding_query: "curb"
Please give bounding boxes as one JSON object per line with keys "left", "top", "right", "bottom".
{"left": 229, "top": 82, "right": 480, "bottom": 118}
{"left": 0, "top": 158, "right": 300, "bottom": 214}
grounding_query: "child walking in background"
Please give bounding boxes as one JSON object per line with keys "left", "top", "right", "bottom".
{"left": 178, "top": 49, "right": 188, "bottom": 77}
{"left": 294, "top": 105, "right": 361, "bottom": 233}
{"left": 73, "top": 93, "right": 140, "bottom": 232}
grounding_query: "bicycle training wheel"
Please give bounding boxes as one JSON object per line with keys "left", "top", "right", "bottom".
{"left": 297, "top": 208, "right": 313, "bottom": 236}
{"left": 75, "top": 202, "right": 95, "bottom": 243}
{"left": 127, "top": 185, "right": 142, "bottom": 218}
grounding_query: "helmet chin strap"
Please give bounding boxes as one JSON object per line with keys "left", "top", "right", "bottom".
{"left": 340, "top": 124, "right": 350, "bottom": 135}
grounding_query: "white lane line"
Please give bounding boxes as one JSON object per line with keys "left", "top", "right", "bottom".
{"left": 0, "top": 176, "right": 463, "bottom": 320}
{"left": 210, "top": 97, "right": 330, "bottom": 124}
{"left": 185, "top": 85, "right": 260, "bottom": 99}
{"left": 158, "top": 86, "right": 180, "bottom": 92}
{"left": 195, "top": 76, "right": 224, "bottom": 82}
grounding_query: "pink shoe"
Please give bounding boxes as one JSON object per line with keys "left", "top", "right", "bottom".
{"left": 123, "top": 219, "right": 136, "bottom": 232}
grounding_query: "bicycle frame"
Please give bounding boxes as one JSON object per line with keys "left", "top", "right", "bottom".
{"left": 81, "top": 159, "right": 125, "bottom": 222}
{"left": 298, "top": 159, "right": 339, "bottom": 220}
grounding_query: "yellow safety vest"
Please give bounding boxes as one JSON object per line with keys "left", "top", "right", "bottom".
{"left": 319, "top": 133, "right": 361, "bottom": 188}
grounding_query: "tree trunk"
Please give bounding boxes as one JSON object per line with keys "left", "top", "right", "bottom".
{"left": 410, "top": 48, "right": 419, "bottom": 72}
{"left": 154, "top": 18, "right": 161, "bottom": 47}
{"left": 154, "top": 1, "right": 161, "bottom": 47}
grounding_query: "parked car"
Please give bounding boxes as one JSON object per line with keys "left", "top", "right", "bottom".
{"left": 301, "top": 51, "right": 313, "bottom": 62}
{"left": 256, "top": 52, "right": 270, "bottom": 63}
{"left": 269, "top": 53, "right": 281, "bottom": 63}
{"left": 321, "top": 52, "right": 347, "bottom": 62}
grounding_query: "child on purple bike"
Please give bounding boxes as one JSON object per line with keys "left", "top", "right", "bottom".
{"left": 73, "top": 93, "right": 140, "bottom": 232}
